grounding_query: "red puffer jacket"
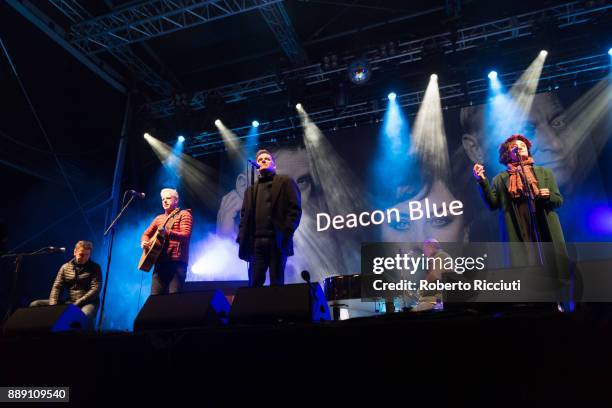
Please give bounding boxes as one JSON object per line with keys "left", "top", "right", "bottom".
{"left": 141, "top": 209, "right": 193, "bottom": 264}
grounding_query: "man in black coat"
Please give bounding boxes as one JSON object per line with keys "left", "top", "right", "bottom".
{"left": 237, "top": 149, "right": 302, "bottom": 287}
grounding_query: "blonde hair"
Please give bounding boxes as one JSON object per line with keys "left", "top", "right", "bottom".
{"left": 160, "top": 188, "right": 179, "bottom": 199}
{"left": 74, "top": 240, "right": 93, "bottom": 251}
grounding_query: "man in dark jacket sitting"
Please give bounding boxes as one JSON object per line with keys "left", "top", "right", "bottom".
{"left": 30, "top": 240, "right": 101, "bottom": 320}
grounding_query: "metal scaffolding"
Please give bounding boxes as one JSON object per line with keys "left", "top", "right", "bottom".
{"left": 183, "top": 51, "right": 611, "bottom": 157}
{"left": 13, "top": 0, "right": 292, "bottom": 96}
{"left": 69, "top": 0, "right": 283, "bottom": 54}
{"left": 140, "top": 0, "right": 612, "bottom": 117}
{"left": 259, "top": 2, "right": 307, "bottom": 66}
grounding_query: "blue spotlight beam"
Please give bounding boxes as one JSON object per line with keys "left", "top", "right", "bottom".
{"left": 488, "top": 71, "right": 503, "bottom": 93}
{"left": 244, "top": 126, "right": 260, "bottom": 163}
{"left": 370, "top": 95, "right": 414, "bottom": 207}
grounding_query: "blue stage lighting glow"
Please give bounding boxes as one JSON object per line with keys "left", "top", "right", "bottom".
{"left": 608, "top": 47, "right": 612, "bottom": 56}
{"left": 588, "top": 205, "right": 612, "bottom": 235}
{"left": 488, "top": 71, "right": 502, "bottom": 93}
{"left": 177, "top": 135, "right": 185, "bottom": 142}
{"left": 387, "top": 92, "right": 397, "bottom": 101}
{"left": 252, "top": 120, "right": 260, "bottom": 128}
{"left": 369, "top": 93, "right": 412, "bottom": 208}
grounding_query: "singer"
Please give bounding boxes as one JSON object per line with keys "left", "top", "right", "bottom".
{"left": 141, "top": 188, "right": 193, "bottom": 295}
{"left": 472, "top": 135, "right": 566, "bottom": 264}
{"left": 237, "top": 149, "right": 302, "bottom": 287}
{"left": 29, "top": 241, "right": 102, "bottom": 324}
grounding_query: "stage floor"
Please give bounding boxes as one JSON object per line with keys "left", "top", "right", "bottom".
{"left": 2, "top": 307, "right": 611, "bottom": 405}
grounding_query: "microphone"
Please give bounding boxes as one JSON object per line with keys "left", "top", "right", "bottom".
{"left": 301, "top": 270, "right": 320, "bottom": 305}
{"left": 43, "top": 246, "right": 66, "bottom": 253}
{"left": 511, "top": 146, "right": 520, "bottom": 154}
{"left": 128, "top": 190, "right": 146, "bottom": 198}
{"left": 247, "top": 159, "right": 260, "bottom": 169}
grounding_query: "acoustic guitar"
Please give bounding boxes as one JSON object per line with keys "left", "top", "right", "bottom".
{"left": 138, "top": 208, "right": 180, "bottom": 272}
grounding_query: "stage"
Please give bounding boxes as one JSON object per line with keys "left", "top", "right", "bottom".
{"left": 2, "top": 307, "right": 611, "bottom": 405}
{"left": 2, "top": 1, "right": 612, "bottom": 404}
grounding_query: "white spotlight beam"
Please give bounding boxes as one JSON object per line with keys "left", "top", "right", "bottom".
{"left": 509, "top": 51, "right": 548, "bottom": 122}
{"left": 143, "top": 133, "right": 220, "bottom": 211}
{"left": 296, "top": 106, "right": 367, "bottom": 276}
{"left": 412, "top": 75, "right": 451, "bottom": 180}
{"left": 561, "top": 78, "right": 612, "bottom": 183}
{"left": 214, "top": 120, "right": 243, "bottom": 158}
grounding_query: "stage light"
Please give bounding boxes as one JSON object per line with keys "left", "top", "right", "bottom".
{"left": 608, "top": 47, "right": 612, "bottom": 56}
{"left": 295, "top": 103, "right": 303, "bottom": 110}
{"left": 143, "top": 132, "right": 151, "bottom": 138}
{"left": 430, "top": 74, "right": 438, "bottom": 80}
{"left": 214, "top": 119, "right": 222, "bottom": 126}
{"left": 252, "top": 120, "right": 259, "bottom": 128}
{"left": 348, "top": 58, "right": 371, "bottom": 85}
{"left": 540, "top": 50, "right": 548, "bottom": 57}
{"left": 177, "top": 135, "right": 185, "bottom": 143}
{"left": 387, "top": 92, "right": 397, "bottom": 101}
{"left": 488, "top": 71, "right": 498, "bottom": 80}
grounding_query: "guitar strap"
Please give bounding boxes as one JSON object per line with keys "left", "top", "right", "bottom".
{"left": 164, "top": 208, "right": 181, "bottom": 231}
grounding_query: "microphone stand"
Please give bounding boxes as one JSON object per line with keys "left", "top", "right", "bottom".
{"left": 246, "top": 159, "right": 258, "bottom": 286}
{"left": 1, "top": 247, "right": 61, "bottom": 323}
{"left": 301, "top": 271, "right": 317, "bottom": 303}
{"left": 516, "top": 153, "right": 544, "bottom": 265}
{"left": 97, "top": 192, "right": 136, "bottom": 331}
{"left": 302, "top": 271, "right": 323, "bottom": 320}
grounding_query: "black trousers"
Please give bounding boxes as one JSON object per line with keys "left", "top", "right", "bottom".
{"left": 249, "top": 237, "right": 287, "bottom": 287}
{"left": 151, "top": 261, "right": 187, "bottom": 295}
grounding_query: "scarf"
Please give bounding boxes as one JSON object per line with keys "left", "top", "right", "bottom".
{"left": 506, "top": 157, "right": 540, "bottom": 199}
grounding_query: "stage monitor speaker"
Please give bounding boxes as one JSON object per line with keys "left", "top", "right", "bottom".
{"left": 134, "top": 289, "right": 230, "bottom": 332}
{"left": 2, "top": 304, "right": 87, "bottom": 335}
{"left": 230, "top": 283, "right": 331, "bottom": 324}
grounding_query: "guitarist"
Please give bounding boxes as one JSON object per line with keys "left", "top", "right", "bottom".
{"left": 141, "top": 188, "right": 193, "bottom": 295}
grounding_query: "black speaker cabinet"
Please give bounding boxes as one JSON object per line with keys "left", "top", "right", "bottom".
{"left": 3, "top": 304, "right": 87, "bottom": 335}
{"left": 230, "top": 283, "right": 331, "bottom": 324}
{"left": 134, "top": 289, "right": 230, "bottom": 332}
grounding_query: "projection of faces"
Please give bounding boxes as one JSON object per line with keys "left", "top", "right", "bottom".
{"left": 216, "top": 147, "right": 314, "bottom": 238}
{"left": 381, "top": 179, "right": 467, "bottom": 245}
{"left": 273, "top": 148, "right": 314, "bottom": 201}
{"left": 461, "top": 92, "right": 576, "bottom": 188}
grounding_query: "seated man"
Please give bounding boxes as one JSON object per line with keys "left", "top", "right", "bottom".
{"left": 412, "top": 238, "right": 450, "bottom": 312}
{"left": 30, "top": 240, "right": 102, "bottom": 322}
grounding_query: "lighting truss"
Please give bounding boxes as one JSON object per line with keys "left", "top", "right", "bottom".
{"left": 141, "top": 1, "right": 612, "bottom": 117}
{"left": 69, "top": 0, "right": 283, "bottom": 54}
{"left": 184, "top": 52, "right": 611, "bottom": 157}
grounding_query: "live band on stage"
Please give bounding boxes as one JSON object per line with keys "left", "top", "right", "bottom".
{"left": 20, "top": 133, "right": 575, "bottom": 326}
